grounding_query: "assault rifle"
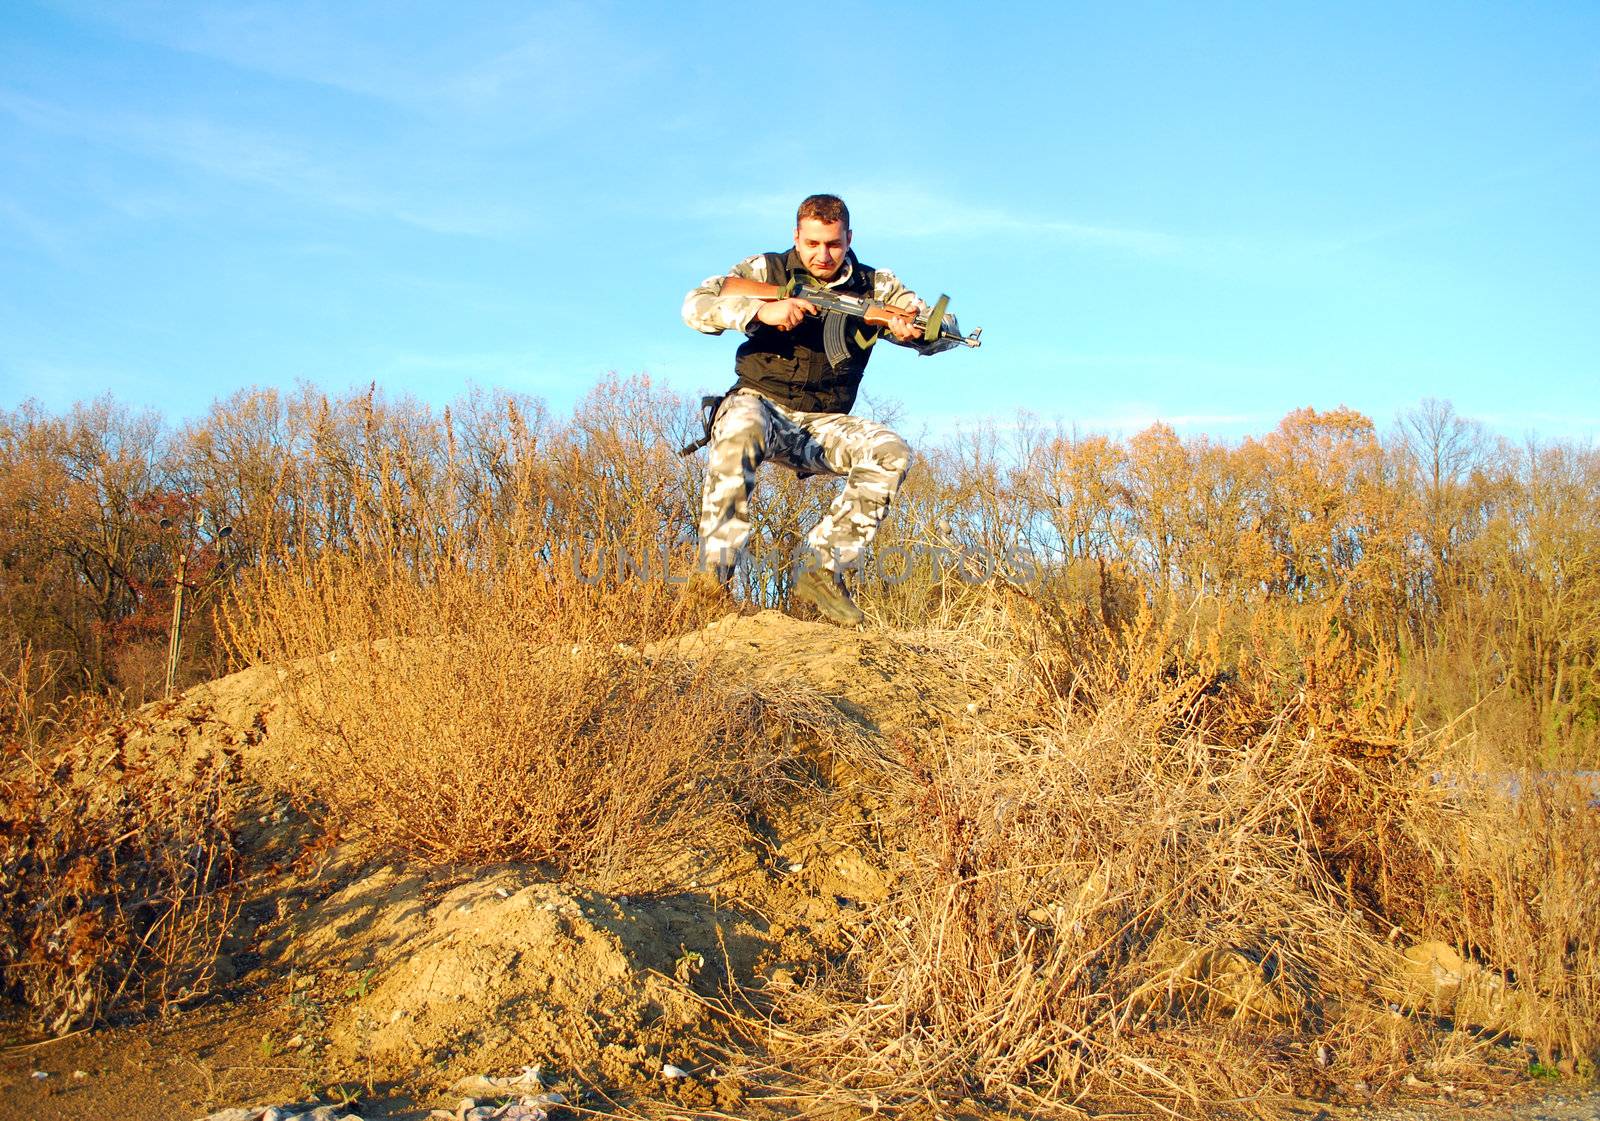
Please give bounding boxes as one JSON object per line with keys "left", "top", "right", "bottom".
{"left": 720, "top": 275, "right": 982, "bottom": 366}
{"left": 677, "top": 277, "right": 983, "bottom": 456}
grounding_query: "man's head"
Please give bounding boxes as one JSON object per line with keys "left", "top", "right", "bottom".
{"left": 794, "top": 194, "right": 851, "bottom": 281}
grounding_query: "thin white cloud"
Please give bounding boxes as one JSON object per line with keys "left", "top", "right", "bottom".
{"left": 47, "top": 0, "right": 655, "bottom": 122}
{"left": 46, "top": 0, "right": 450, "bottom": 105}
{"left": 369, "top": 346, "right": 569, "bottom": 394}
{"left": 1315, "top": 141, "right": 1600, "bottom": 255}
{"left": 0, "top": 356, "right": 156, "bottom": 409}
{"left": 1071, "top": 412, "right": 1259, "bottom": 431}
{"left": 1003, "top": 349, "right": 1299, "bottom": 387}
{"left": 1044, "top": 352, "right": 1252, "bottom": 370}
{"left": 853, "top": 190, "right": 1183, "bottom": 255}
{"left": 0, "top": 89, "right": 523, "bottom": 236}
{"left": 1472, "top": 410, "right": 1600, "bottom": 439}
{"left": 0, "top": 196, "right": 71, "bottom": 256}
{"left": 911, "top": 410, "right": 1262, "bottom": 444}
{"left": 703, "top": 187, "right": 1183, "bottom": 256}
{"left": 444, "top": 13, "right": 658, "bottom": 116}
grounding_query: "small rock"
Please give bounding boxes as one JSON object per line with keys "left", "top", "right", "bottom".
{"left": 787, "top": 862, "right": 804, "bottom": 873}
{"left": 498, "top": 1106, "right": 548, "bottom": 1121}
{"left": 450, "top": 1066, "right": 546, "bottom": 1094}
{"left": 30, "top": 1071, "right": 49, "bottom": 1080}
{"left": 1403, "top": 940, "right": 1466, "bottom": 988}
{"left": 72, "top": 1070, "right": 89, "bottom": 1080}
{"left": 662, "top": 1063, "right": 689, "bottom": 1079}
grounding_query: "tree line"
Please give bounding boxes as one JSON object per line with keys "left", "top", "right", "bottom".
{"left": 3, "top": 378, "right": 1595, "bottom": 764}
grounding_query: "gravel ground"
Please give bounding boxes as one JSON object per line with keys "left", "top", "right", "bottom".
{"left": 1322, "top": 1086, "right": 1600, "bottom": 1121}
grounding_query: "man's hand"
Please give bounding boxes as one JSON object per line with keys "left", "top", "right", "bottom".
{"left": 883, "top": 311, "right": 921, "bottom": 342}
{"left": 755, "top": 298, "right": 818, "bottom": 331}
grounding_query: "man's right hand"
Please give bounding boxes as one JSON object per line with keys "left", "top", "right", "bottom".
{"left": 755, "top": 298, "right": 819, "bottom": 331}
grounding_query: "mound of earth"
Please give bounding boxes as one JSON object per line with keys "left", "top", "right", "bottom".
{"left": 3, "top": 610, "right": 997, "bottom": 1118}
{"left": 250, "top": 612, "right": 998, "bottom": 1100}
{"left": 3, "top": 609, "right": 1559, "bottom": 1120}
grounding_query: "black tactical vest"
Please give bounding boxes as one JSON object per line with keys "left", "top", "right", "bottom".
{"left": 733, "top": 248, "right": 877, "bottom": 414}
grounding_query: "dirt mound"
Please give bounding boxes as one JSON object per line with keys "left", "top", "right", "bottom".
{"left": 232, "top": 611, "right": 989, "bottom": 1097}
{"left": 11, "top": 608, "right": 1570, "bottom": 1121}
{"left": 181, "top": 610, "right": 993, "bottom": 789}
{"left": 288, "top": 873, "right": 734, "bottom": 1093}
{"left": 28, "top": 610, "right": 982, "bottom": 1109}
{"left": 654, "top": 609, "right": 1003, "bottom": 736}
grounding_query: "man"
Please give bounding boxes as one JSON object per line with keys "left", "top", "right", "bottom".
{"left": 682, "top": 194, "right": 926, "bottom": 626}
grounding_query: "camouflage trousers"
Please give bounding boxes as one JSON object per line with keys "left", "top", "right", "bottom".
{"left": 698, "top": 389, "right": 912, "bottom": 575}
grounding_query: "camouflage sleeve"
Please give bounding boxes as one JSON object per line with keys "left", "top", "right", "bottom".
{"left": 681, "top": 254, "right": 773, "bottom": 335}
{"left": 871, "top": 267, "right": 928, "bottom": 318}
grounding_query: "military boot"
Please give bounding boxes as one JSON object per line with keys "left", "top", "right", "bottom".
{"left": 793, "top": 568, "right": 865, "bottom": 626}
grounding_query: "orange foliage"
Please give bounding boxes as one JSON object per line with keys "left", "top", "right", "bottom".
{"left": 3, "top": 387, "right": 1597, "bottom": 763}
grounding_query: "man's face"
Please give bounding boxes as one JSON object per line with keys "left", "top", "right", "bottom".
{"left": 794, "top": 217, "right": 851, "bottom": 280}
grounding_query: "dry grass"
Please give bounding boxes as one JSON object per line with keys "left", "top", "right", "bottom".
{"left": 746, "top": 592, "right": 1599, "bottom": 1118}
{"left": 276, "top": 634, "right": 831, "bottom": 891}
{"left": 1396, "top": 766, "right": 1600, "bottom": 1067}
{"left": 222, "top": 513, "right": 848, "bottom": 890}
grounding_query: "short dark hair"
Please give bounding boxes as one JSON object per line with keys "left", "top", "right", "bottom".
{"left": 797, "top": 194, "right": 850, "bottom": 230}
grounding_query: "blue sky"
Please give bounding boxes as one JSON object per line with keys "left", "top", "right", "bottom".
{"left": 2, "top": 1, "right": 1597, "bottom": 441}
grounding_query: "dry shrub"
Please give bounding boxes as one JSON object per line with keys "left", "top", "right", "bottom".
{"left": 759, "top": 601, "right": 1598, "bottom": 1117}
{"left": 227, "top": 509, "right": 828, "bottom": 887}
{"left": 771, "top": 709, "right": 1385, "bottom": 1115}
{"left": 1399, "top": 769, "right": 1600, "bottom": 1069}
{"left": 280, "top": 634, "right": 815, "bottom": 890}
{"left": 213, "top": 377, "right": 788, "bottom": 886}
{"left": 1037, "top": 597, "right": 1429, "bottom": 917}
{"left": 0, "top": 707, "right": 241, "bottom": 1033}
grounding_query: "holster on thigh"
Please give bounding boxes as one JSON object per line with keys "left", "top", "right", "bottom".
{"left": 679, "top": 389, "right": 736, "bottom": 456}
